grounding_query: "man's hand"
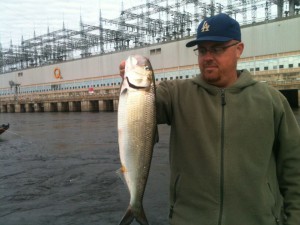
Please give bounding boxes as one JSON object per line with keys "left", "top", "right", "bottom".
{"left": 119, "top": 60, "right": 126, "bottom": 79}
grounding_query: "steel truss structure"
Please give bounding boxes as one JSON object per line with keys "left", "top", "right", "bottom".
{"left": 0, "top": 0, "right": 299, "bottom": 74}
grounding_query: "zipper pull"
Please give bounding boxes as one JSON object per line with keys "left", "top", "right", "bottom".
{"left": 221, "top": 89, "right": 226, "bottom": 106}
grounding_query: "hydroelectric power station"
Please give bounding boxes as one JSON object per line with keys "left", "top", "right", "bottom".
{"left": 0, "top": 0, "right": 300, "bottom": 112}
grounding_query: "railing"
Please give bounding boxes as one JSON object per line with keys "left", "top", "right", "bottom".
{"left": 265, "top": 80, "right": 300, "bottom": 90}
{"left": 0, "top": 86, "right": 120, "bottom": 104}
{"left": 1, "top": 79, "right": 300, "bottom": 106}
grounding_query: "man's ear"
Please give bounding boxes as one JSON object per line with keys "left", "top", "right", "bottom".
{"left": 236, "top": 42, "right": 244, "bottom": 59}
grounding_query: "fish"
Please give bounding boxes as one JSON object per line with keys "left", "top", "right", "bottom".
{"left": 117, "top": 55, "right": 157, "bottom": 225}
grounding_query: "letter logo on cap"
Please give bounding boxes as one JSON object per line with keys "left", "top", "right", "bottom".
{"left": 201, "top": 21, "right": 210, "bottom": 32}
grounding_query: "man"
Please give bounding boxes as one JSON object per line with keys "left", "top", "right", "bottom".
{"left": 120, "top": 13, "right": 300, "bottom": 225}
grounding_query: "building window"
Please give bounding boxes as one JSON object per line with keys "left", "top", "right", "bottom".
{"left": 255, "top": 67, "right": 260, "bottom": 71}
{"left": 150, "top": 48, "right": 162, "bottom": 55}
{"left": 264, "top": 66, "right": 268, "bottom": 71}
{"left": 279, "top": 65, "right": 284, "bottom": 69}
{"left": 288, "top": 64, "right": 293, "bottom": 68}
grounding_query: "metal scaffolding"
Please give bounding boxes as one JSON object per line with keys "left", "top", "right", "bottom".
{"left": 0, "top": 0, "right": 299, "bottom": 74}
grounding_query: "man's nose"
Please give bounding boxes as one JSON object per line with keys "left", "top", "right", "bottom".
{"left": 201, "top": 50, "right": 214, "bottom": 60}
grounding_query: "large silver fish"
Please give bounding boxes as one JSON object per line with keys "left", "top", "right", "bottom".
{"left": 118, "top": 55, "right": 157, "bottom": 225}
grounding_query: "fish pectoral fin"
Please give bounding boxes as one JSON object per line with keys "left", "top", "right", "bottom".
{"left": 116, "top": 168, "right": 129, "bottom": 192}
{"left": 119, "top": 206, "right": 149, "bottom": 225}
{"left": 116, "top": 168, "right": 125, "bottom": 180}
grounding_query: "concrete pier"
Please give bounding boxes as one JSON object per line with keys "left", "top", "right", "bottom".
{"left": 1, "top": 85, "right": 299, "bottom": 113}
{"left": 0, "top": 87, "right": 119, "bottom": 113}
{"left": 69, "top": 102, "right": 81, "bottom": 112}
{"left": 34, "top": 103, "right": 44, "bottom": 112}
{"left": 3, "top": 99, "right": 117, "bottom": 113}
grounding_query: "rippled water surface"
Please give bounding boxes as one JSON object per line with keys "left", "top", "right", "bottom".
{"left": 0, "top": 112, "right": 170, "bottom": 225}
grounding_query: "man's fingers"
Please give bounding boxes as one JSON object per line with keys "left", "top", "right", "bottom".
{"left": 119, "top": 60, "right": 126, "bottom": 79}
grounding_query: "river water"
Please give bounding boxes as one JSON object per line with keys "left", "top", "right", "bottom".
{"left": 0, "top": 108, "right": 299, "bottom": 225}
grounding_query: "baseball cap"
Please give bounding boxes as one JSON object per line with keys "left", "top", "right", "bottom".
{"left": 186, "top": 13, "right": 241, "bottom": 47}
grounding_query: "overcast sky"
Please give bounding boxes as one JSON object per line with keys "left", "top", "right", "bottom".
{"left": 0, "top": 0, "right": 282, "bottom": 49}
{"left": 0, "top": 0, "right": 140, "bottom": 48}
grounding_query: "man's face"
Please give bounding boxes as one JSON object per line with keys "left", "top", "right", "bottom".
{"left": 197, "top": 40, "right": 244, "bottom": 87}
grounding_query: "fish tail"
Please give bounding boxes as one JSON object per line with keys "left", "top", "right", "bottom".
{"left": 135, "top": 207, "right": 149, "bottom": 225}
{"left": 118, "top": 206, "right": 134, "bottom": 225}
{"left": 119, "top": 205, "right": 149, "bottom": 225}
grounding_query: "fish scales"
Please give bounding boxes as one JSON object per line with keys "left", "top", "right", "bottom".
{"left": 118, "top": 55, "right": 157, "bottom": 225}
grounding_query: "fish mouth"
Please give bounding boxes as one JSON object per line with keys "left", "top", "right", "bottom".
{"left": 126, "top": 77, "right": 151, "bottom": 89}
{"left": 125, "top": 55, "right": 154, "bottom": 89}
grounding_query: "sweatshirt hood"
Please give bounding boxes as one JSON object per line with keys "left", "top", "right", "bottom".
{"left": 192, "top": 70, "right": 257, "bottom": 95}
